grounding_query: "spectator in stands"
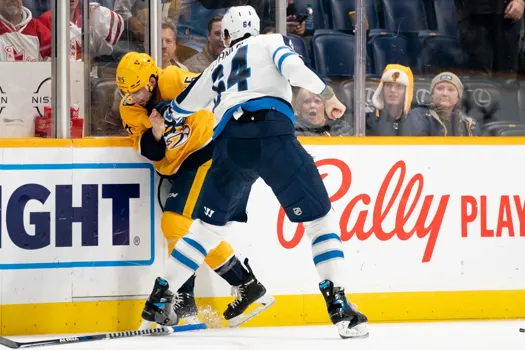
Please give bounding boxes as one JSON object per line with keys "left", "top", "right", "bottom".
{"left": 286, "top": 0, "right": 306, "bottom": 36}
{"left": 99, "top": 20, "right": 188, "bottom": 136}
{"left": 263, "top": 26, "right": 276, "bottom": 34}
{"left": 0, "top": 0, "right": 51, "bottom": 61}
{"left": 293, "top": 88, "right": 353, "bottom": 136}
{"left": 114, "top": 0, "right": 177, "bottom": 52}
{"left": 368, "top": 64, "right": 414, "bottom": 136}
{"left": 162, "top": 21, "right": 187, "bottom": 69}
{"left": 183, "top": 14, "right": 224, "bottom": 73}
{"left": 456, "top": 0, "right": 524, "bottom": 78}
{"left": 404, "top": 72, "right": 480, "bottom": 136}
{"left": 197, "top": 0, "right": 275, "bottom": 30}
{"left": 38, "top": 1, "right": 124, "bottom": 61}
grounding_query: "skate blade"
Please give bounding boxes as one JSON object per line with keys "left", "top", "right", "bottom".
{"left": 337, "top": 321, "right": 369, "bottom": 339}
{"left": 139, "top": 320, "right": 154, "bottom": 330}
{"left": 138, "top": 320, "right": 169, "bottom": 336}
{"left": 227, "top": 295, "right": 276, "bottom": 328}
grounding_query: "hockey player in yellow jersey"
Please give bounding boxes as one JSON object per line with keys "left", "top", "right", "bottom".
{"left": 116, "top": 52, "right": 274, "bottom": 328}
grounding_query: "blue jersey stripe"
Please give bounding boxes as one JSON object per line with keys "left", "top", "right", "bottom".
{"left": 272, "top": 46, "right": 292, "bottom": 64}
{"left": 277, "top": 52, "right": 297, "bottom": 73}
{"left": 171, "top": 101, "right": 194, "bottom": 115}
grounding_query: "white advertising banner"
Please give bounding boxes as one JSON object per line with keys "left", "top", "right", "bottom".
{"left": 0, "top": 163, "right": 154, "bottom": 268}
{"left": 0, "top": 146, "right": 164, "bottom": 304}
{"left": 216, "top": 145, "right": 525, "bottom": 296}
{"left": 0, "top": 144, "right": 524, "bottom": 305}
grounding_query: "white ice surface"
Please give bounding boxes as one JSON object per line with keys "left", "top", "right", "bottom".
{"left": 3, "top": 321, "right": 524, "bottom": 350}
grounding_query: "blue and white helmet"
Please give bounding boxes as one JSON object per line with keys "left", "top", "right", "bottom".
{"left": 221, "top": 5, "right": 260, "bottom": 47}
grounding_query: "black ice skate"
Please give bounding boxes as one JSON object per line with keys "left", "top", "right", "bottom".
{"left": 319, "top": 280, "right": 369, "bottom": 339}
{"left": 223, "top": 259, "right": 275, "bottom": 328}
{"left": 139, "top": 277, "right": 178, "bottom": 330}
{"left": 173, "top": 292, "right": 200, "bottom": 325}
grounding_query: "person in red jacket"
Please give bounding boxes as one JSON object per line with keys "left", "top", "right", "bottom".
{"left": 0, "top": 0, "right": 51, "bottom": 61}
{"left": 39, "top": 0, "right": 123, "bottom": 61}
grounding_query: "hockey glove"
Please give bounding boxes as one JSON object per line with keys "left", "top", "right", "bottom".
{"left": 155, "top": 101, "right": 184, "bottom": 127}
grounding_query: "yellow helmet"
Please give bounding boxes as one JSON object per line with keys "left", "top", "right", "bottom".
{"left": 116, "top": 52, "right": 159, "bottom": 94}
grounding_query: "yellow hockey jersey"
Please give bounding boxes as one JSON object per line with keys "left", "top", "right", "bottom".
{"left": 120, "top": 65, "right": 214, "bottom": 176}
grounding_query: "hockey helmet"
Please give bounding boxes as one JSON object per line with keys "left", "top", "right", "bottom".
{"left": 116, "top": 52, "right": 159, "bottom": 94}
{"left": 221, "top": 5, "right": 260, "bottom": 47}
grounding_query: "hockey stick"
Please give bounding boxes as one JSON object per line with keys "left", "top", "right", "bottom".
{"left": 0, "top": 323, "right": 207, "bottom": 349}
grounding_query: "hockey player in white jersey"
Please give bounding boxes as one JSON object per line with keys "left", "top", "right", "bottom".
{"left": 142, "top": 5, "right": 369, "bottom": 339}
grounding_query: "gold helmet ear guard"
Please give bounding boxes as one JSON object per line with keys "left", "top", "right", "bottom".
{"left": 145, "top": 78, "right": 156, "bottom": 93}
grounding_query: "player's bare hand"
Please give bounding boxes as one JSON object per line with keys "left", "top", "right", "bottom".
{"left": 505, "top": 0, "right": 524, "bottom": 21}
{"left": 149, "top": 109, "right": 164, "bottom": 141}
{"left": 325, "top": 96, "right": 346, "bottom": 120}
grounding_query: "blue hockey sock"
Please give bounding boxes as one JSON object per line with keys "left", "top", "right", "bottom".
{"left": 215, "top": 256, "right": 249, "bottom": 286}
{"left": 178, "top": 274, "right": 196, "bottom": 294}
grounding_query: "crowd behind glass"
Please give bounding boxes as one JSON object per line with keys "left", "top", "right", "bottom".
{"left": 1, "top": 0, "right": 524, "bottom": 138}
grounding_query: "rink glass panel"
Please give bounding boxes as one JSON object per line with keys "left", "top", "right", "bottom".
{"left": 0, "top": 0, "right": 56, "bottom": 138}
{"left": 346, "top": 0, "right": 525, "bottom": 136}
{"left": 88, "top": 0, "right": 152, "bottom": 137}
{"left": 87, "top": 0, "right": 278, "bottom": 137}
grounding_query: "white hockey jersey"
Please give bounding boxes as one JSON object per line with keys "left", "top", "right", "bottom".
{"left": 0, "top": 7, "right": 51, "bottom": 62}
{"left": 170, "top": 33, "right": 327, "bottom": 138}
{"left": 38, "top": 5, "right": 124, "bottom": 61}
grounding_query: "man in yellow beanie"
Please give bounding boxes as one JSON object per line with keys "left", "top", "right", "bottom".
{"left": 367, "top": 64, "right": 414, "bottom": 136}
{"left": 404, "top": 72, "right": 480, "bottom": 136}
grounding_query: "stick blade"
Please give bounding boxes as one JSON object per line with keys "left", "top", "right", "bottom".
{"left": 169, "top": 323, "right": 207, "bottom": 333}
{"left": 0, "top": 336, "right": 20, "bottom": 349}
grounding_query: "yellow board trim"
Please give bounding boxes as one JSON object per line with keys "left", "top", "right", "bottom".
{"left": 2, "top": 136, "right": 525, "bottom": 149}
{"left": 296, "top": 136, "right": 525, "bottom": 145}
{"left": 0, "top": 138, "right": 71, "bottom": 148}
{"left": 72, "top": 137, "right": 132, "bottom": 148}
{"left": 2, "top": 290, "right": 525, "bottom": 335}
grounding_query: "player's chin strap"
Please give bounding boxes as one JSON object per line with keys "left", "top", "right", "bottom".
{"left": 319, "top": 86, "right": 335, "bottom": 101}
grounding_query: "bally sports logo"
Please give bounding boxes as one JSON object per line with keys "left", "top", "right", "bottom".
{"left": 277, "top": 159, "right": 525, "bottom": 263}
{"left": 0, "top": 162, "right": 155, "bottom": 270}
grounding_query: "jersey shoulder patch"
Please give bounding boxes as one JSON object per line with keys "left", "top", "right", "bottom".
{"left": 281, "top": 35, "right": 295, "bottom": 51}
{"left": 263, "top": 33, "right": 295, "bottom": 52}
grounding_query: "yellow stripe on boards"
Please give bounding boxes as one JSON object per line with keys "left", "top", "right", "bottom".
{"left": 2, "top": 290, "right": 525, "bottom": 335}
{"left": 3, "top": 136, "right": 525, "bottom": 149}
{"left": 297, "top": 136, "right": 525, "bottom": 146}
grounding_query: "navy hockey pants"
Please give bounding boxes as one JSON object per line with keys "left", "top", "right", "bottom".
{"left": 194, "top": 110, "right": 332, "bottom": 226}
